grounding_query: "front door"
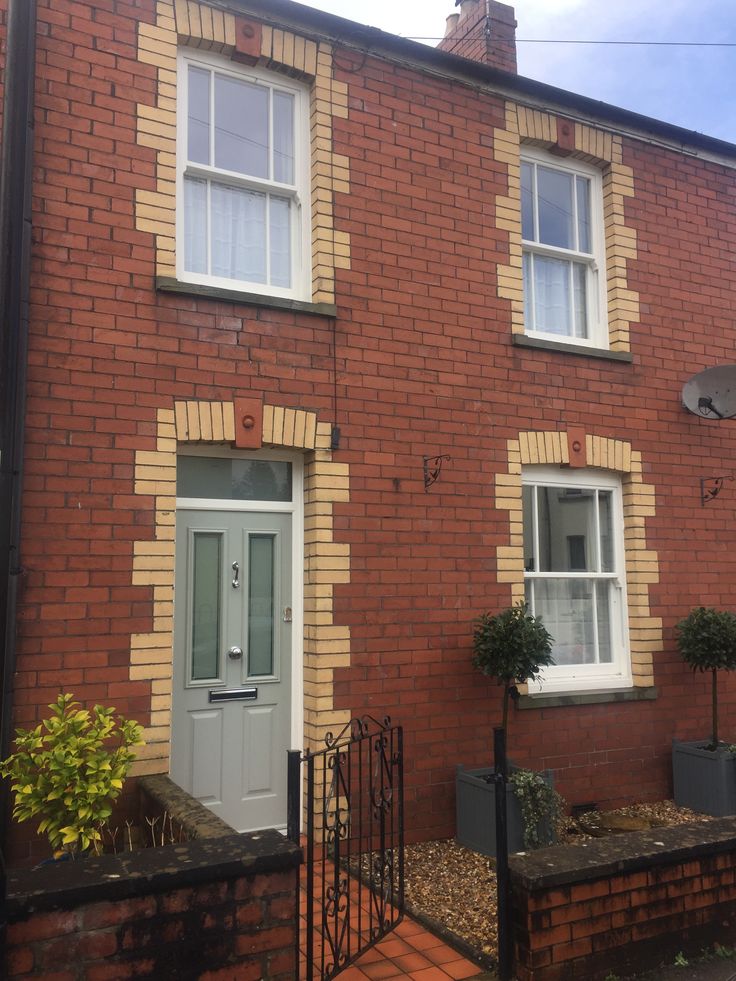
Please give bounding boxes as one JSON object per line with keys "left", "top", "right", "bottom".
{"left": 171, "top": 507, "right": 292, "bottom": 832}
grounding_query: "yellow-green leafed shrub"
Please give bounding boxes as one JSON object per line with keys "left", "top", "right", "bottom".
{"left": 0, "top": 693, "right": 144, "bottom": 856}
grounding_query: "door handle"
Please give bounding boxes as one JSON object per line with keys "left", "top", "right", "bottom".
{"left": 232, "top": 562, "right": 240, "bottom": 588}
{"left": 228, "top": 646, "right": 243, "bottom": 660}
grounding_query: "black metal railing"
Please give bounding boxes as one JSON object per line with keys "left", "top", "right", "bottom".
{"left": 289, "top": 716, "right": 404, "bottom": 980}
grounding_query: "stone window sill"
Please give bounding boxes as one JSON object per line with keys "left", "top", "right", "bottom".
{"left": 518, "top": 686, "right": 657, "bottom": 710}
{"left": 512, "top": 333, "right": 633, "bottom": 362}
{"left": 156, "top": 277, "right": 338, "bottom": 318}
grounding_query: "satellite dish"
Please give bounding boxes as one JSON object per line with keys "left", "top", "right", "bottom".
{"left": 682, "top": 364, "right": 736, "bottom": 420}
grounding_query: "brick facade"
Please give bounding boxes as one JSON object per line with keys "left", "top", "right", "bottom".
{"left": 6, "top": 0, "right": 736, "bottom": 858}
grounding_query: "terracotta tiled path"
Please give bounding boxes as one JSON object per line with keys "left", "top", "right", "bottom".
{"left": 299, "top": 856, "right": 484, "bottom": 980}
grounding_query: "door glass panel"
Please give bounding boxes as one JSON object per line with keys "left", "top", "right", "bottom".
{"left": 248, "top": 534, "right": 275, "bottom": 677}
{"left": 178, "top": 457, "right": 292, "bottom": 501}
{"left": 191, "top": 532, "right": 222, "bottom": 681}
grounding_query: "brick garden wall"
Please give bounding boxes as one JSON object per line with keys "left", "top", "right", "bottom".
{"left": 511, "top": 818, "right": 736, "bottom": 980}
{"left": 8, "top": 0, "right": 736, "bottom": 858}
{"left": 5, "top": 829, "right": 299, "bottom": 980}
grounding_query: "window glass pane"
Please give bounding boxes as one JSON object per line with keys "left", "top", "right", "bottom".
{"left": 270, "top": 196, "right": 291, "bottom": 289}
{"left": 522, "top": 484, "right": 536, "bottom": 571}
{"left": 184, "top": 177, "right": 208, "bottom": 274}
{"left": 537, "top": 486, "right": 598, "bottom": 572}
{"left": 211, "top": 184, "right": 267, "bottom": 283}
{"left": 534, "top": 578, "right": 596, "bottom": 666}
{"left": 191, "top": 533, "right": 221, "bottom": 681}
{"left": 598, "top": 491, "right": 614, "bottom": 572}
{"left": 537, "top": 166, "right": 574, "bottom": 249}
{"left": 273, "top": 91, "right": 295, "bottom": 185}
{"left": 188, "top": 67, "right": 210, "bottom": 165}
{"left": 178, "top": 457, "right": 293, "bottom": 501}
{"left": 576, "top": 176, "right": 591, "bottom": 253}
{"left": 573, "top": 262, "right": 588, "bottom": 338}
{"left": 215, "top": 75, "right": 268, "bottom": 178}
{"left": 522, "top": 251, "right": 533, "bottom": 329}
{"left": 533, "top": 255, "right": 571, "bottom": 336}
{"left": 521, "top": 162, "right": 534, "bottom": 241}
{"left": 248, "top": 535, "right": 275, "bottom": 677}
{"left": 596, "top": 581, "right": 613, "bottom": 663}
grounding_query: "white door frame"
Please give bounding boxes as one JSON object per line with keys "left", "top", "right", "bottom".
{"left": 175, "top": 446, "right": 304, "bottom": 758}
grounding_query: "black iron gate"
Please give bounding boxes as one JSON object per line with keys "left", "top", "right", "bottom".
{"left": 288, "top": 716, "right": 404, "bottom": 980}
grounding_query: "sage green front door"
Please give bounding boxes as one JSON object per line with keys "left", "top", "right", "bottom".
{"left": 171, "top": 507, "right": 292, "bottom": 832}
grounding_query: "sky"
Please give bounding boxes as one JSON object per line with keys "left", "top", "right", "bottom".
{"left": 299, "top": 0, "right": 736, "bottom": 145}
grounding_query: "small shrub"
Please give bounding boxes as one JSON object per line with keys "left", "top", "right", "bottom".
{"left": 509, "top": 768, "right": 564, "bottom": 850}
{"left": 0, "top": 693, "right": 144, "bottom": 856}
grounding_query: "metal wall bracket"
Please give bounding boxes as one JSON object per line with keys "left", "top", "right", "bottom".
{"left": 423, "top": 454, "right": 450, "bottom": 491}
{"left": 701, "top": 475, "right": 736, "bottom": 505}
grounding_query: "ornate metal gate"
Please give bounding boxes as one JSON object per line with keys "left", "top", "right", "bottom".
{"left": 288, "top": 716, "right": 404, "bottom": 980}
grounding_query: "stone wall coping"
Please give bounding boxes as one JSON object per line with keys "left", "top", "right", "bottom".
{"left": 6, "top": 828, "right": 301, "bottom": 918}
{"left": 510, "top": 816, "right": 736, "bottom": 891}
{"left": 138, "top": 774, "right": 235, "bottom": 840}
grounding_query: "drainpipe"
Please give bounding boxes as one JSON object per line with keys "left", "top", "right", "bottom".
{"left": 0, "top": 0, "right": 38, "bottom": 956}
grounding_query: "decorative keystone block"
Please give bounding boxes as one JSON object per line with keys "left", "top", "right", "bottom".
{"left": 233, "top": 397, "right": 263, "bottom": 449}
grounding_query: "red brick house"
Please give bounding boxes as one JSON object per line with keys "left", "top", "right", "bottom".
{"left": 2, "top": 0, "right": 736, "bottom": 860}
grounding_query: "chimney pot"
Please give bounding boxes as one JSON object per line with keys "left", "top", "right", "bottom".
{"left": 444, "top": 13, "right": 460, "bottom": 37}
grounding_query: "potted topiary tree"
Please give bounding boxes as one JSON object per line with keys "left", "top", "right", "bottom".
{"left": 673, "top": 606, "right": 736, "bottom": 816}
{"left": 456, "top": 603, "right": 561, "bottom": 855}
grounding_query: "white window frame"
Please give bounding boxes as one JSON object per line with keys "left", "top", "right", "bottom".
{"left": 523, "top": 466, "right": 631, "bottom": 694}
{"left": 521, "top": 148, "right": 608, "bottom": 349}
{"left": 176, "top": 51, "right": 311, "bottom": 301}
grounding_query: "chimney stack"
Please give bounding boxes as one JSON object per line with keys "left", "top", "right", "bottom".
{"left": 438, "top": 0, "right": 517, "bottom": 74}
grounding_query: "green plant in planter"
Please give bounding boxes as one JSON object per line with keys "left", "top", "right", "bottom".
{"left": 472, "top": 602, "right": 554, "bottom": 740}
{"left": 0, "top": 693, "right": 144, "bottom": 856}
{"left": 676, "top": 606, "right": 736, "bottom": 749}
{"left": 509, "top": 768, "right": 564, "bottom": 849}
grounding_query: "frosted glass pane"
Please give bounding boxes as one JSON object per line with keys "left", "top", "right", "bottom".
{"left": 270, "top": 197, "right": 291, "bottom": 289}
{"left": 211, "top": 185, "right": 267, "bottom": 283}
{"left": 573, "top": 262, "right": 587, "bottom": 338}
{"left": 576, "top": 176, "right": 591, "bottom": 253}
{"left": 178, "top": 458, "right": 292, "bottom": 502}
{"left": 191, "top": 533, "right": 221, "bottom": 681}
{"left": 184, "top": 177, "right": 208, "bottom": 274}
{"left": 535, "top": 578, "right": 595, "bottom": 666}
{"left": 188, "top": 67, "right": 210, "bottom": 165}
{"left": 248, "top": 535, "right": 274, "bottom": 677}
{"left": 533, "top": 255, "right": 571, "bottom": 336}
{"left": 521, "top": 162, "right": 534, "bottom": 241}
{"left": 537, "top": 166, "right": 574, "bottom": 249}
{"left": 215, "top": 75, "right": 268, "bottom": 178}
{"left": 273, "top": 91, "right": 295, "bottom": 184}
{"left": 537, "top": 487, "right": 597, "bottom": 572}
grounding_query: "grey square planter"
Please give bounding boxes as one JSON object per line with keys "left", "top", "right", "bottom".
{"left": 672, "top": 739, "right": 736, "bottom": 816}
{"left": 455, "top": 764, "right": 555, "bottom": 857}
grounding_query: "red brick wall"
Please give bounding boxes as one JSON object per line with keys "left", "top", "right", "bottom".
{"left": 513, "top": 851, "right": 736, "bottom": 980}
{"left": 10, "top": 0, "right": 736, "bottom": 851}
{"left": 5, "top": 870, "right": 297, "bottom": 980}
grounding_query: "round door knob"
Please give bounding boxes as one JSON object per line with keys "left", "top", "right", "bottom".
{"left": 228, "top": 646, "right": 243, "bottom": 660}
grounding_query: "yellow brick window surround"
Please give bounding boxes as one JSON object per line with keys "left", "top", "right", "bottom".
{"left": 495, "top": 431, "right": 662, "bottom": 691}
{"left": 136, "top": 0, "right": 351, "bottom": 306}
{"left": 127, "top": 400, "right": 351, "bottom": 776}
{"left": 494, "top": 103, "right": 639, "bottom": 353}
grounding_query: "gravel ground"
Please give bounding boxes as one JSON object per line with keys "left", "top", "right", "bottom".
{"left": 403, "top": 801, "right": 713, "bottom": 964}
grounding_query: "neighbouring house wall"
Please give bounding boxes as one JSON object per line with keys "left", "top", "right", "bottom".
{"left": 8, "top": 0, "right": 736, "bottom": 861}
